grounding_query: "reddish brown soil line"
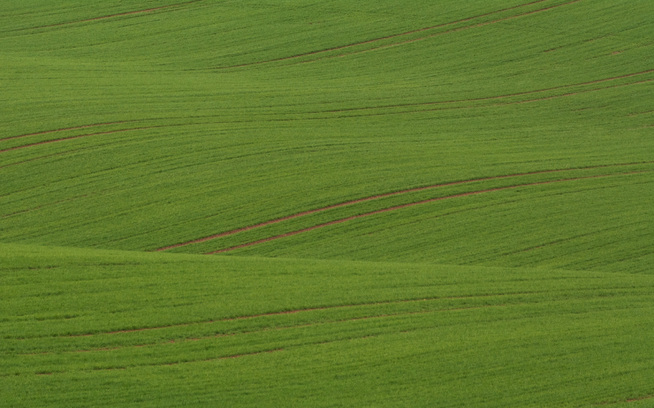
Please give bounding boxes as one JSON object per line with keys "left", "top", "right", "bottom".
{"left": 310, "top": 76, "right": 653, "bottom": 121}
{"left": 320, "top": 0, "right": 584, "bottom": 63}
{"left": 292, "top": 77, "right": 653, "bottom": 123}
{"left": 0, "top": 149, "right": 87, "bottom": 170}
{"left": 320, "top": 69, "right": 654, "bottom": 114}
{"left": 311, "top": 76, "right": 654, "bottom": 122}
{"left": 156, "top": 162, "right": 648, "bottom": 251}
{"left": 80, "top": 3, "right": 192, "bottom": 22}
{"left": 65, "top": 299, "right": 415, "bottom": 337}
{"left": 628, "top": 109, "right": 654, "bottom": 117}
{"left": 142, "top": 348, "right": 286, "bottom": 369}
{"left": 92, "top": 349, "right": 285, "bottom": 370}
{"left": 0, "top": 121, "right": 139, "bottom": 142}
{"left": 208, "top": 171, "right": 645, "bottom": 254}
{"left": 40, "top": 292, "right": 525, "bottom": 341}
{"left": 39, "top": 300, "right": 521, "bottom": 355}
{"left": 218, "top": 0, "right": 575, "bottom": 69}
{"left": 0, "top": 126, "right": 157, "bottom": 154}
{"left": 466, "top": 77, "right": 654, "bottom": 108}
{"left": 498, "top": 214, "right": 648, "bottom": 260}
{"left": 19, "top": 1, "right": 202, "bottom": 31}
{"left": 2, "top": 194, "right": 90, "bottom": 219}
{"left": 28, "top": 348, "right": 284, "bottom": 375}
{"left": 597, "top": 394, "right": 654, "bottom": 405}
{"left": 219, "top": 348, "right": 284, "bottom": 361}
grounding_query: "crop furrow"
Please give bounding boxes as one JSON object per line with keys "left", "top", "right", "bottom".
{"left": 21, "top": 302, "right": 518, "bottom": 356}
{"left": 0, "top": 127, "right": 156, "bottom": 154}
{"left": 316, "top": 70, "right": 654, "bottom": 115}
{"left": 11, "top": 1, "right": 204, "bottom": 32}
{"left": 157, "top": 162, "right": 652, "bottom": 252}
{"left": 7, "top": 292, "right": 534, "bottom": 341}
{"left": 216, "top": 0, "right": 577, "bottom": 69}
{"left": 207, "top": 171, "right": 648, "bottom": 254}
{"left": 306, "top": 0, "right": 585, "bottom": 64}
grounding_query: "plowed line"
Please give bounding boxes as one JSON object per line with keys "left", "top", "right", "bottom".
{"left": 218, "top": 0, "right": 579, "bottom": 69}
{"left": 26, "top": 302, "right": 515, "bottom": 356}
{"left": 15, "top": 1, "right": 202, "bottom": 31}
{"left": 3, "top": 70, "right": 648, "bottom": 158}
{"left": 156, "top": 162, "right": 648, "bottom": 251}
{"left": 208, "top": 171, "right": 645, "bottom": 254}
{"left": 326, "top": 0, "right": 583, "bottom": 61}
{"left": 13, "top": 292, "right": 526, "bottom": 340}
{"left": 307, "top": 77, "right": 653, "bottom": 122}
{"left": 0, "top": 147, "right": 92, "bottom": 170}
{"left": 502, "top": 222, "right": 643, "bottom": 256}
{"left": 319, "top": 70, "right": 654, "bottom": 114}
{"left": 24, "top": 302, "right": 520, "bottom": 373}
{"left": 27, "top": 348, "right": 285, "bottom": 376}
{"left": 2, "top": 194, "right": 90, "bottom": 219}
{"left": 0, "top": 126, "right": 159, "bottom": 154}
{"left": 597, "top": 394, "right": 654, "bottom": 406}
{"left": 0, "top": 121, "right": 138, "bottom": 142}
{"left": 81, "top": 1, "right": 200, "bottom": 22}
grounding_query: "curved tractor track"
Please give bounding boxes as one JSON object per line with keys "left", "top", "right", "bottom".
{"left": 2, "top": 70, "right": 650, "bottom": 156}
{"left": 217, "top": 0, "right": 583, "bottom": 69}
{"left": 154, "top": 162, "right": 652, "bottom": 254}
{"left": 207, "top": 171, "right": 648, "bottom": 254}
{"left": 12, "top": 0, "right": 204, "bottom": 32}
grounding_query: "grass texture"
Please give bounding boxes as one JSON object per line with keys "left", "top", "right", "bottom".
{"left": 1, "top": 0, "right": 653, "bottom": 406}
{"left": 2, "top": 244, "right": 654, "bottom": 407}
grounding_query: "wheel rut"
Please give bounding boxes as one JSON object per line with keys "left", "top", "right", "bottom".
{"left": 217, "top": 0, "right": 582, "bottom": 69}
{"left": 156, "top": 162, "right": 651, "bottom": 253}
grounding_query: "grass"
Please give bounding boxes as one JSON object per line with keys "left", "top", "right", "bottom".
{"left": 1, "top": 0, "right": 653, "bottom": 406}
{"left": 2, "top": 244, "right": 654, "bottom": 407}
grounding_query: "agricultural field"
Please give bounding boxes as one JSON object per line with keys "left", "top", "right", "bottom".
{"left": 1, "top": 0, "right": 653, "bottom": 406}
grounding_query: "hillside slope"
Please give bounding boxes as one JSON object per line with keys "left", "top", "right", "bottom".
{"left": 1, "top": 0, "right": 652, "bottom": 270}
{"left": 1, "top": 0, "right": 653, "bottom": 406}
{"left": 2, "top": 243, "right": 654, "bottom": 407}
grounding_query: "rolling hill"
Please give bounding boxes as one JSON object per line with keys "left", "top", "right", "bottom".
{"left": 1, "top": 0, "right": 653, "bottom": 406}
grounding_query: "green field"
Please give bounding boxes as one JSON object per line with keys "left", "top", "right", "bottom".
{"left": 1, "top": 0, "right": 653, "bottom": 406}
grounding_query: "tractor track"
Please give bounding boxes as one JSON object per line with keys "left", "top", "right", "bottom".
{"left": 11, "top": 0, "right": 203, "bottom": 32}
{"left": 217, "top": 0, "right": 582, "bottom": 69}
{"left": 156, "top": 162, "right": 652, "bottom": 252}
{"left": 316, "top": 69, "right": 654, "bottom": 114}
{"left": 2, "top": 69, "right": 649, "bottom": 157}
{"left": 207, "top": 172, "right": 645, "bottom": 254}
{"left": 21, "top": 303, "right": 514, "bottom": 358}
{"left": 11, "top": 292, "right": 530, "bottom": 341}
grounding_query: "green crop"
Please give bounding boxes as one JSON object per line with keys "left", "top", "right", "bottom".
{"left": 1, "top": 0, "right": 653, "bottom": 406}
{"left": 2, "top": 244, "right": 654, "bottom": 407}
